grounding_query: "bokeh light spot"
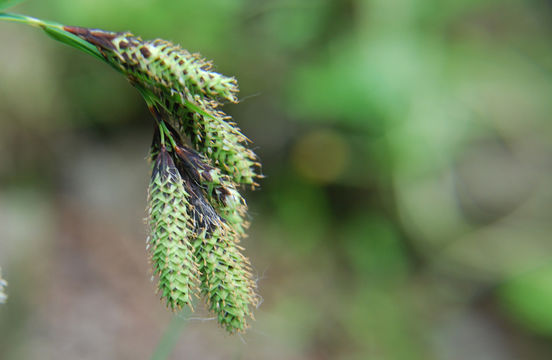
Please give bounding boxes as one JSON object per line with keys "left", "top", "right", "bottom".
{"left": 291, "top": 129, "right": 350, "bottom": 184}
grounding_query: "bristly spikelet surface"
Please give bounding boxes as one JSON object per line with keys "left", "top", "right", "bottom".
{"left": 148, "top": 147, "right": 198, "bottom": 311}
{"left": 110, "top": 36, "right": 239, "bottom": 103}
{"left": 65, "top": 26, "right": 261, "bottom": 188}
{"left": 193, "top": 228, "right": 258, "bottom": 333}
{"left": 178, "top": 162, "right": 258, "bottom": 333}
{"left": 182, "top": 97, "right": 260, "bottom": 186}
{"left": 64, "top": 26, "right": 261, "bottom": 333}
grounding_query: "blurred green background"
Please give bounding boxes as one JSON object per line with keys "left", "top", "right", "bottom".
{"left": 1, "top": 0, "right": 552, "bottom": 359}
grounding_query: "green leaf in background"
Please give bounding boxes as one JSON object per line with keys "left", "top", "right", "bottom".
{"left": 499, "top": 263, "right": 552, "bottom": 336}
{"left": 0, "top": 0, "right": 25, "bottom": 12}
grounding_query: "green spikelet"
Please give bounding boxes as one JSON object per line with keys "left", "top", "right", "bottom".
{"left": 193, "top": 228, "right": 257, "bottom": 333}
{"left": 170, "top": 141, "right": 256, "bottom": 332}
{"left": 148, "top": 146, "right": 198, "bottom": 311}
{"left": 64, "top": 27, "right": 261, "bottom": 187}
{"left": 116, "top": 36, "right": 239, "bottom": 103}
{"left": 0, "top": 12, "right": 264, "bottom": 333}
{"left": 47, "top": 24, "right": 261, "bottom": 332}
{"left": 183, "top": 97, "right": 260, "bottom": 186}
{"left": 0, "top": 267, "right": 7, "bottom": 304}
{"left": 62, "top": 28, "right": 238, "bottom": 103}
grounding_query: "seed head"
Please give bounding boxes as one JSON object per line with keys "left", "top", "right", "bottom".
{"left": 148, "top": 147, "right": 199, "bottom": 310}
{"left": 66, "top": 26, "right": 262, "bottom": 187}
{"left": 193, "top": 228, "right": 258, "bottom": 333}
{"left": 65, "top": 24, "right": 262, "bottom": 332}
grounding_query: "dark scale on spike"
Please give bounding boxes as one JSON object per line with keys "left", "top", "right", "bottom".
{"left": 63, "top": 26, "right": 118, "bottom": 50}
{"left": 140, "top": 46, "right": 151, "bottom": 58}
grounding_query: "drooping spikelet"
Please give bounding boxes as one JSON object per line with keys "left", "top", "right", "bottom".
{"left": 0, "top": 267, "right": 7, "bottom": 304}
{"left": 65, "top": 25, "right": 261, "bottom": 333}
{"left": 193, "top": 227, "right": 258, "bottom": 333}
{"left": 64, "top": 27, "right": 238, "bottom": 103}
{"left": 65, "top": 26, "right": 261, "bottom": 187}
{"left": 174, "top": 162, "right": 257, "bottom": 332}
{"left": 182, "top": 97, "right": 260, "bottom": 186}
{"left": 148, "top": 146, "right": 198, "bottom": 310}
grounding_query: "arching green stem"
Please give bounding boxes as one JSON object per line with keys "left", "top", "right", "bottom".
{"left": 159, "top": 121, "right": 177, "bottom": 150}
{"left": 0, "top": 12, "right": 105, "bottom": 62}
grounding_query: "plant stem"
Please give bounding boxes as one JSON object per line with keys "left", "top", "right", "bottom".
{"left": 160, "top": 121, "right": 178, "bottom": 150}
{"left": 0, "top": 12, "right": 105, "bottom": 62}
{"left": 158, "top": 123, "right": 166, "bottom": 147}
{"left": 151, "top": 313, "right": 189, "bottom": 360}
{"left": 0, "top": 12, "right": 55, "bottom": 28}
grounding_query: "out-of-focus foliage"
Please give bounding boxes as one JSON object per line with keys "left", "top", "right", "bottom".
{"left": 0, "top": 267, "right": 6, "bottom": 304}
{"left": 1, "top": 0, "right": 552, "bottom": 359}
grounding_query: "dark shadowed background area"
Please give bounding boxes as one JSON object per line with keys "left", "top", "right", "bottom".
{"left": 1, "top": 0, "right": 552, "bottom": 359}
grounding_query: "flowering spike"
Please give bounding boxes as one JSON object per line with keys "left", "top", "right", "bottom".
{"left": 65, "top": 26, "right": 261, "bottom": 187}
{"left": 64, "top": 27, "right": 238, "bottom": 103}
{"left": 148, "top": 146, "right": 198, "bottom": 310}
{"left": 68, "top": 25, "right": 264, "bottom": 332}
{"left": 193, "top": 228, "right": 257, "bottom": 333}
{"left": 0, "top": 16, "right": 263, "bottom": 332}
{"left": 181, "top": 98, "right": 260, "bottom": 186}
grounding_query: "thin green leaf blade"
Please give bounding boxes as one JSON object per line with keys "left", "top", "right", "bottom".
{"left": 0, "top": 12, "right": 106, "bottom": 63}
{"left": 0, "top": 0, "right": 25, "bottom": 12}
{"left": 41, "top": 25, "right": 105, "bottom": 62}
{"left": 0, "top": 12, "right": 31, "bottom": 23}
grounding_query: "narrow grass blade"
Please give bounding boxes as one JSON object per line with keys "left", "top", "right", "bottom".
{"left": 0, "top": 12, "right": 105, "bottom": 62}
{"left": 41, "top": 25, "right": 105, "bottom": 62}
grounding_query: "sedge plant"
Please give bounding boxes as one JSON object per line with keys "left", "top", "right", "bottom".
{"left": 0, "top": 3, "right": 261, "bottom": 334}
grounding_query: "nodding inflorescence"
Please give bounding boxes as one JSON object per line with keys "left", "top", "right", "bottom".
{"left": 64, "top": 26, "right": 261, "bottom": 333}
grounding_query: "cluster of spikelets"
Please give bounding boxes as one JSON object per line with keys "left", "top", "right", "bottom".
{"left": 63, "top": 27, "right": 261, "bottom": 333}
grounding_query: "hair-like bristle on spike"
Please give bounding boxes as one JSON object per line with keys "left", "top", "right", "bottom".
{"left": 192, "top": 227, "right": 258, "bottom": 333}
{"left": 66, "top": 29, "right": 239, "bottom": 103}
{"left": 180, "top": 97, "right": 261, "bottom": 187}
